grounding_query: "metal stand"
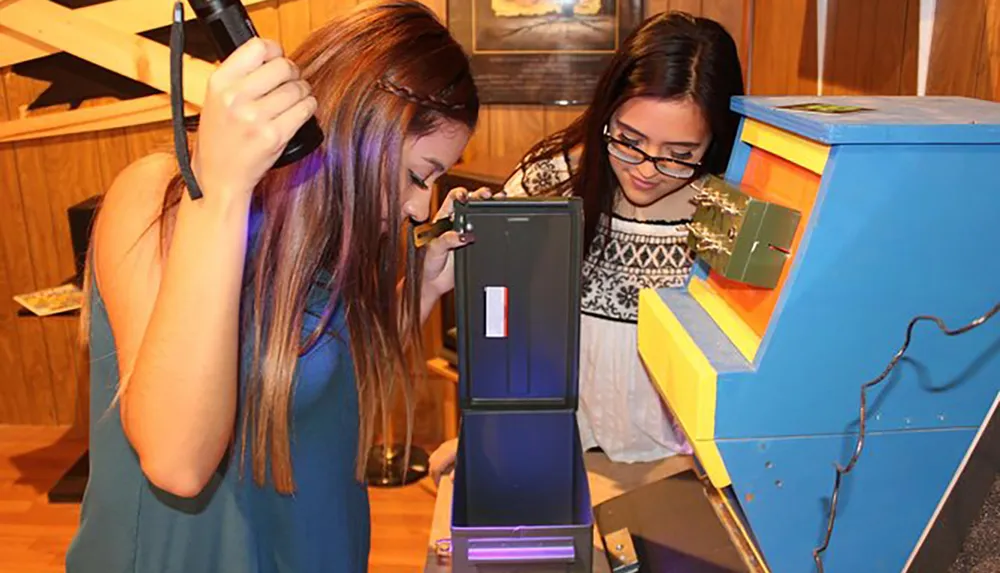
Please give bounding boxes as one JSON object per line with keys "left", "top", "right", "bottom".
{"left": 365, "top": 444, "right": 429, "bottom": 487}
{"left": 364, "top": 388, "right": 430, "bottom": 487}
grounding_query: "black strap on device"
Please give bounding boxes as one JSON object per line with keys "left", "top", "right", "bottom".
{"left": 170, "top": 2, "right": 203, "bottom": 200}
{"left": 169, "top": 0, "right": 325, "bottom": 202}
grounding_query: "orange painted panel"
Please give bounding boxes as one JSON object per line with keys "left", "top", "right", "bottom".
{"left": 707, "top": 147, "right": 823, "bottom": 337}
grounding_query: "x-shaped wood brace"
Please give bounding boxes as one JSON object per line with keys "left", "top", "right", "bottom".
{"left": 0, "top": 0, "right": 270, "bottom": 143}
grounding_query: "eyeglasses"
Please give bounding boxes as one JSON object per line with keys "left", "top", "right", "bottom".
{"left": 603, "top": 125, "right": 703, "bottom": 179}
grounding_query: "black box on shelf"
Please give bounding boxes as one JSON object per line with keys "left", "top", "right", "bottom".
{"left": 67, "top": 195, "right": 102, "bottom": 287}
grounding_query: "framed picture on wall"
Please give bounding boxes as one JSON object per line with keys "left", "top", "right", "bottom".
{"left": 447, "top": 0, "right": 645, "bottom": 105}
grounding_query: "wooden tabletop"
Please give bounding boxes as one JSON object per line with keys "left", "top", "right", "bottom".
{"left": 423, "top": 452, "right": 695, "bottom": 572}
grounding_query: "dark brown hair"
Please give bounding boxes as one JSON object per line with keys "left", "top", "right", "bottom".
{"left": 520, "top": 11, "right": 744, "bottom": 252}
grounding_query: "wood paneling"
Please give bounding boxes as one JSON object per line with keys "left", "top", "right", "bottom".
{"left": 928, "top": 0, "right": 1000, "bottom": 102}
{"left": 980, "top": 1, "right": 1000, "bottom": 101}
{"left": 277, "top": 0, "right": 314, "bottom": 54}
{"left": 7, "top": 0, "right": 1000, "bottom": 438}
{"left": 0, "top": 0, "right": 749, "bottom": 434}
{"left": 747, "top": 0, "right": 818, "bottom": 95}
{"left": 0, "top": 78, "right": 44, "bottom": 426}
{"left": 822, "top": 0, "right": 919, "bottom": 95}
{"left": 748, "top": 0, "right": 920, "bottom": 97}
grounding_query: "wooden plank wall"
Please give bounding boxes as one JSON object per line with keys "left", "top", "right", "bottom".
{"left": 4, "top": 0, "right": 998, "bottom": 441}
{"left": 748, "top": 0, "right": 998, "bottom": 101}
{"left": 822, "top": 0, "right": 920, "bottom": 95}
{"left": 749, "top": 0, "right": 920, "bottom": 96}
{"left": 0, "top": 0, "right": 748, "bottom": 437}
{"left": 746, "top": 0, "right": 817, "bottom": 95}
{"left": 927, "top": 0, "right": 1000, "bottom": 100}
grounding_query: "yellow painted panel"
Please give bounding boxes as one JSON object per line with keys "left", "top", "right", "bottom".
{"left": 740, "top": 119, "right": 830, "bottom": 175}
{"left": 707, "top": 147, "right": 824, "bottom": 337}
{"left": 688, "top": 277, "right": 761, "bottom": 363}
{"left": 709, "top": 487, "right": 772, "bottom": 572}
{"left": 637, "top": 289, "right": 732, "bottom": 488}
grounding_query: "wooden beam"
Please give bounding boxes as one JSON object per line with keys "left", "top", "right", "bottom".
{"left": 0, "top": 0, "right": 272, "bottom": 69}
{"left": 0, "top": 94, "right": 197, "bottom": 143}
{"left": 0, "top": 0, "right": 216, "bottom": 106}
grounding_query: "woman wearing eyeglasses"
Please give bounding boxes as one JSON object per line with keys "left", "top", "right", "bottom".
{"left": 429, "top": 11, "right": 745, "bottom": 482}
{"left": 444, "top": 12, "right": 744, "bottom": 475}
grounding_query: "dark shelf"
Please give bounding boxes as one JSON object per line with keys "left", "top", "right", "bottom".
{"left": 16, "top": 309, "right": 80, "bottom": 318}
{"left": 13, "top": 290, "right": 87, "bottom": 503}
{"left": 48, "top": 452, "right": 88, "bottom": 504}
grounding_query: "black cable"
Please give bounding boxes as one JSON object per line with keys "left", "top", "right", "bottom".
{"left": 170, "top": 1, "right": 204, "bottom": 200}
{"left": 812, "top": 301, "right": 1000, "bottom": 572}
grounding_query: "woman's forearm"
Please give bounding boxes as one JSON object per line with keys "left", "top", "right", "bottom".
{"left": 419, "top": 284, "right": 440, "bottom": 325}
{"left": 123, "top": 192, "right": 251, "bottom": 498}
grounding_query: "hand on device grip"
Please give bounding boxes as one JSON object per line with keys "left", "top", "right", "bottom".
{"left": 192, "top": 38, "right": 318, "bottom": 202}
{"left": 421, "top": 186, "right": 504, "bottom": 299}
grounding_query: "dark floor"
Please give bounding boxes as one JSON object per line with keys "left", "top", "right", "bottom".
{"left": 950, "top": 473, "right": 1000, "bottom": 572}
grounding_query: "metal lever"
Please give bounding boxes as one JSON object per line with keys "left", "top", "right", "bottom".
{"left": 686, "top": 222, "right": 733, "bottom": 256}
{"left": 413, "top": 217, "right": 454, "bottom": 247}
{"left": 604, "top": 528, "right": 640, "bottom": 573}
{"left": 692, "top": 185, "right": 742, "bottom": 216}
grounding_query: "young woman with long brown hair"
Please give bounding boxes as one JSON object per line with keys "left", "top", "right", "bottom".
{"left": 431, "top": 11, "right": 744, "bottom": 481}
{"left": 66, "top": 2, "right": 487, "bottom": 571}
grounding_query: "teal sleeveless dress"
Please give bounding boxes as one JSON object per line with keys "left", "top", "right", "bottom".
{"left": 65, "top": 212, "right": 370, "bottom": 573}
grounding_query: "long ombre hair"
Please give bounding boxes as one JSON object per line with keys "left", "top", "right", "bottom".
{"left": 518, "top": 11, "right": 743, "bottom": 254}
{"left": 84, "top": 0, "right": 479, "bottom": 493}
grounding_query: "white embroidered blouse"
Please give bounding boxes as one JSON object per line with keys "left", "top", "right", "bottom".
{"left": 503, "top": 152, "right": 695, "bottom": 463}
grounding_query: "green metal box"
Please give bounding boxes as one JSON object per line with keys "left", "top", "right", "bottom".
{"left": 687, "top": 175, "right": 801, "bottom": 289}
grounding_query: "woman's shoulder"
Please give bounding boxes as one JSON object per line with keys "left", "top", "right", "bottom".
{"left": 503, "top": 145, "right": 580, "bottom": 197}
{"left": 98, "top": 152, "right": 177, "bottom": 235}
{"left": 92, "top": 153, "right": 178, "bottom": 291}
{"left": 110, "top": 152, "right": 178, "bottom": 193}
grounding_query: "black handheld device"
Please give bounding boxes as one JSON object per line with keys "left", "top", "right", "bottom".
{"left": 168, "top": 0, "right": 324, "bottom": 200}
{"left": 189, "top": 0, "right": 325, "bottom": 168}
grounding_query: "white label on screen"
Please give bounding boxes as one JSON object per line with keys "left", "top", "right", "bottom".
{"left": 484, "top": 286, "right": 507, "bottom": 338}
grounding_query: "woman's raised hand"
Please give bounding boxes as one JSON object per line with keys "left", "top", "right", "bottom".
{"left": 421, "top": 186, "right": 503, "bottom": 299}
{"left": 192, "top": 37, "right": 318, "bottom": 205}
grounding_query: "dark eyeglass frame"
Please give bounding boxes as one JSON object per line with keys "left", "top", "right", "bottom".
{"left": 602, "top": 124, "right": 704, "bottom": 176}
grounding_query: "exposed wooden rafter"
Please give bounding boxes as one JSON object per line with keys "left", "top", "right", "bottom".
{"left": 0, "top": 94, "right": 197, "bottom": 143}
{"left": 0, "top": 0, "right": 269, "bottom": 142}
{"left": 0, "top": 0, "right": 270, "bottom": 69}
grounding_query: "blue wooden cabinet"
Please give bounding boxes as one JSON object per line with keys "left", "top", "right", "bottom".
{"left": 638, "top": 95, "right": 1000, "bottom": 572}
